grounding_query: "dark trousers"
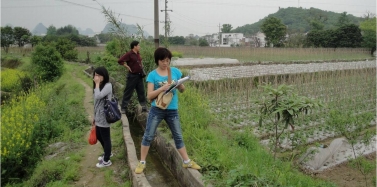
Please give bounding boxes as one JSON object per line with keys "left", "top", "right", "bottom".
{"left": 121, "top": 73, "right": 147, "bottom": 109}
{"left": 96, "top": 126, "right": 112, "bottom": 162}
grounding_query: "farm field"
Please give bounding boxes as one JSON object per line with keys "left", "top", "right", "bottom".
{"left": 189, "top": 61, "right": 376, "bottom": 186}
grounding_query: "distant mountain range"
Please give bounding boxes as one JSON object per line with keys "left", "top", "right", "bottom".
{"left": 31, "top": 22, "right": 149, "bottom": 37}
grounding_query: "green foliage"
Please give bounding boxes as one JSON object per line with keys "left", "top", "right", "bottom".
{"left": 306, "top": 24, "right": 362, "bottom": 48}
{"left": 171, "top": 51, "right": 183, "bottom": 58}
{"left": 1, "top": 55, "right": 22, "bottom": 68}
{"left": 30, "top": 35, "right": 42, "bottom": 47}
{"left": 13, "top": 27, "right": 31, "bottom": 47}
{"left": 96, "top": 33, "right": 115, "bottom": 43}
{"left": 1, "top": 26, "right": 15, "bottom": 53}
{"left": 56, "top": 24, "right": 79, "bottom": 35}
{"left": 31, "top": 44, "right": 64, "bottom": 82}
{"left": 256, "top": 84, "right": 322, "bottom": 158}
{"left": 233, "top": 7, "right": 363, "bottom": 35}
{"left": 336, "top": 12, "right": 351, "bottom": 27}
{"left": 221, "top": 24, "right": 233, "bottom": 33}
{"left": 360, "top": 17, "right": 376, "bottom": 55}
{"left": 106, "top": 39, "right": 122, "bottom": 58}
{"left": 46, "top": 25, "right": 57, "bottom": 35}
{"left": 261, "top": 16, "right": 287, "bottom": 47}
{"left": 54, "top": 38, "right": 78, "bottom": 61}
{"left": 199, "top": 38, "right": 209, "bottom": 47}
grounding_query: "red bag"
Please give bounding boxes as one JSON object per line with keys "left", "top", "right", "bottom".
{"left": 88, "top": 126, "right": 97, "bottom": 145}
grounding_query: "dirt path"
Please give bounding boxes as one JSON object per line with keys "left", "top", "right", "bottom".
{"left": 73, "top": 72, "right": 106, "bottom": 187}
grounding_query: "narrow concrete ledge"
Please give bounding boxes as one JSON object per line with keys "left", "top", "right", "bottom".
{"left": 121, "top": 114, "right": 151, "bottom": 187}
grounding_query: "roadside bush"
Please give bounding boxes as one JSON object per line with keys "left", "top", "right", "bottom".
{"left": 0, "top": 55, "right": 22, "bottom": 68}
{"left": 31, "top": 44, "right": 64, "bottom": 82}
{"left": 1, "top": 69, "right": 25, "bottom": 92}
{"left": 54, "top": 38, "right": 78, "bottom": 61}
{"left": 172, "top": 51, "right": 183, "bottom": 58}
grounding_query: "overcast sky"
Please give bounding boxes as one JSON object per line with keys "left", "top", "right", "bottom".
{"left": 1, "top": 0, "right": 376, "bottom": 37}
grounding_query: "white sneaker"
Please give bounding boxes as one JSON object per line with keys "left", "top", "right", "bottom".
{"left": 98, "top": 153, "right": 114, "bottom": 161}
{"left": 96, "top": 160, "right": 112, "bottom": 168}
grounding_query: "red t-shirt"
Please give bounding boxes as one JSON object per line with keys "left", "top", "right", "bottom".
{"left": 118, "top": 50, "right": 143, "bottom": 74}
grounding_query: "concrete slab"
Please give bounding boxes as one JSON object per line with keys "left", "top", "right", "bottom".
{"left": 171, "top": 57, "right": 240, "bottom": 67}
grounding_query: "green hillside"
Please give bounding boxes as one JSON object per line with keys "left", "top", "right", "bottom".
{"left": 233, "top": 7, "right": 365, "bottom": 36}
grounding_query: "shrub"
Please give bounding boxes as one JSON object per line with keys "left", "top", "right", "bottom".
{"left": 54, "top": 38, "right": 78, "bottom": 61}
{"left": 172, "top": 51, "right": 183, "bottom": 58}
{"left": 1, "top": 69, "right": 25, "bottom": 92}
{"left": 0, "top": 56, "right": 22, "bottom": 68}
{"left": 31, "top": 44, "right": 64, "bottom": 82}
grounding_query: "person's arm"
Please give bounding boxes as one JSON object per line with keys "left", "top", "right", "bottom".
{"left": 94, "top": 83, "right": 112, "bottom": 100}
{"left": 118, "top": 53, "right": 132, "bottom": 72}
{"left": 177, "top": 84, "right": 185, "bottom": 93}
{"left": 146, "top": 82, "right": 171, "bottom": 101}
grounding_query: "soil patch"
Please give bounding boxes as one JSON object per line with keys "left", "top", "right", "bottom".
{"left": 314, "top": 153, "right": 376, "bottom": 187}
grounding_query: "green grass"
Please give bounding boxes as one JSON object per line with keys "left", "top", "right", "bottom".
{"left": 2, "top": 60, "right": 131, "bottom": 186}
{"left": 175, "top": 85, "right": 336, "bottom": 186}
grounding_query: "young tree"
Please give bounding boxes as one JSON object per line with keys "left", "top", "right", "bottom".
{"left": 221, "top": 24, "right": 233, "bottom": 33}
{"left": 30, "top": 35, "right": 42, "bottom": 47}
{"left": 1, "top": 26, "right": 15, "bottom": 53}
{"left": 31, "top": 44, "right": 64, "bottom": 82}
{"left": 13, "top": 27, "right": 32, "bottom": 47}
{"left": 261, "top": 17, "right": 287, "bottom": 47}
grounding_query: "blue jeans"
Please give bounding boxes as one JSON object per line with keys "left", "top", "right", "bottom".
{"left": 141, "top": 106, "right": 185, "bottom": 149}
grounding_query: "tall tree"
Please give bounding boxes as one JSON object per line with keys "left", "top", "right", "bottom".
{"left": 360, "top": 17, "right": 376, "bottom": 55}
{"left": 221, "top": 24, "right": 232, "bottom": 33}
{"left": 336, "top": 12, "right": 350, "bottom": 27}
{"left": 13, "top": 27, "right": 31, "bottom": 47}
{"left": 56, "top": 25, "right": 79, "bottom": 35}
{"left": 1, "top": 26, "right": 15, "bottom": 53}
{"left": 46, "top": 25, "right": 57, "bottom": 35}
{"left": 261, "top": 17, "right": 287, "bottom": 47}
{"left": 30, "top": 35, "right": 42, "bottom": 47}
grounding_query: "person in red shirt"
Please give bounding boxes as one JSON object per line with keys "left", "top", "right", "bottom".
{"left": 118, "top": 41, "right": 147, "bottom": 113}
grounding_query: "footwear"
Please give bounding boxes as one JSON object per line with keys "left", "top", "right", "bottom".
{"left": 121, "top": 109, "right": 126, "bottom": 114}
{"left": 98, "top": 153, "right": 114, "bottom": 161}
{"left": 96, "top": 160, "right": 112, "bottom": 168}
{"left": 182, "top": 160, "right": 201, "bottom": 170}
{"left": 135, "top": 162, "right": 146, "bottom": 174}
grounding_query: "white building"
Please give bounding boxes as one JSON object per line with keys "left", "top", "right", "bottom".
{"left": 207, "top": 33, "right": 244, "bottom": 47}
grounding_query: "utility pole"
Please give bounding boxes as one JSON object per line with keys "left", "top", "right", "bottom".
{"left": 154, "top": 0, "right": 159, "bottom": 49}
{"left": 218, "top": 23, "right": 221, "bottom": 47}
{"left": 161, "top": 0, "right": 172, "bottom": 38}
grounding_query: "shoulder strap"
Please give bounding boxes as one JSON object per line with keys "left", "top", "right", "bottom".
{"left": 167, "top": 67, "right": 171, "bottom": 84}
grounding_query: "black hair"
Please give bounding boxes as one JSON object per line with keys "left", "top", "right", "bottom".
{"left": 154, "top": 47, "right": 172, "bottom": 66}
{"left": 93, "top": 66, "right": 110, "bottom": 91}
{"left": 130, "top": 41, "right": 139, "bottom": 49}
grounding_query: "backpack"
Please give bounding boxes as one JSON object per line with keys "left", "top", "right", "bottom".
{"left": 104, "top": 93, "right": 121, "bottom": 123}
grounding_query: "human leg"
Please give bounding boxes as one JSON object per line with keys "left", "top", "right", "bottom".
{"left": 121, "top": 74, "right": 138, "bottom": 111}
{"left": 165, "top": 110, "right": 201, "bottom": 170}
{"left": 96, "top": 126, "right": 112, "bottom": 162}
{"left": 135, "top": 107, "right": 164, "bottom": 174}
{"left": 135, "top": 76, "right": 147, "bottom": 111}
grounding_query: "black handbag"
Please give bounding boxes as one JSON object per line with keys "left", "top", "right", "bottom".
{"left": 104, "top": 95, "right": 121, "bottom": 123}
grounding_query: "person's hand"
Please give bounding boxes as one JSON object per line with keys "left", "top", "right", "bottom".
{"left": 93, "top": 75, "right": 101, "bottom": 84}
{"left": 160, "top": 83, "right": 171, "bottom": 92}
{"left": 124, "top": 64, "right": 132, "bottom": 72}
{"left": 92, "top": 119, "right": 95, "bottom": 126}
